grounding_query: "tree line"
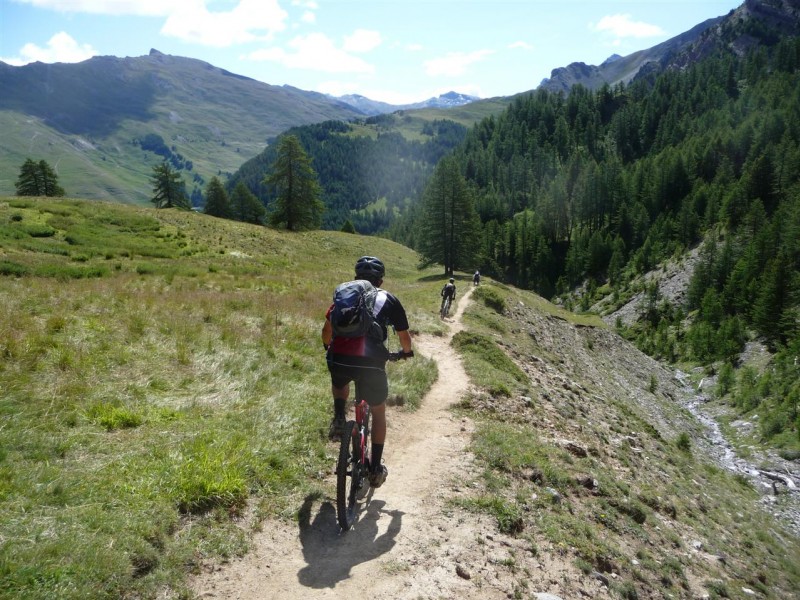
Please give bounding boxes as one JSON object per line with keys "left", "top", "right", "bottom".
{"left": 225, "top": 117, "right": 467, "bottom": 233}
{"left": 390, "top": 36, "right": 800, "bottom": 446}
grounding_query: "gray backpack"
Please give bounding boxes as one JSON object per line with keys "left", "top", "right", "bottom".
{"left": 330, "top": 280, "right": 382, "bottom": 339}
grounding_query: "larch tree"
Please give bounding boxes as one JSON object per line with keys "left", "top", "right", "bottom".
{"left": 263, "top": 135, "right": 323, "bottom": 231}
{"left": 230, "top": 181, "right": 266, "bottom": 225}
{"left": 203, "top": 176, "right": 232, "bottom": 218}
{"left": 150, "top": 161, "right": 189, "bottom": 209}
{"left": 15, "top": 159, "right": 65, "bottom": 197}
{"left": 417, "top": 156, "right": 481, "bottom": 276}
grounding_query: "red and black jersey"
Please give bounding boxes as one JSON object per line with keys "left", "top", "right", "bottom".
{"left": 326, "top": 287, "right": 409, "bottom": 366}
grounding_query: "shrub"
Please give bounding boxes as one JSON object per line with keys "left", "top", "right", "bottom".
{"left": 717, "top": 362, "right": 735, "bottom": 397}
{"left": 33, "top": 264, "right": 108, "bottom": 279}
{"left": 452, "top": 331, "right": 526, "bottom": 382}
{"left": 675, "top": 432, "right": 692, "bottom": 453}
{"left": 474, "top": 285, "right": 506, "bottom": 313}
{"left": 136, "top": 263, "right": 157, "bottom": 275}
{"left": 0, "top": 260, "right": 30, "bottom": 277}
{"left": 23, "top": 223, "right": 56, "bottom": 238}
{"left": 760, "top": 412, "right": 787, "bottom": 440}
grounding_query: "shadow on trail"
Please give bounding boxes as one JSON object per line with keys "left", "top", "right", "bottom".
{"left": 296, "top": 493, "right": 403, "bottom": 589}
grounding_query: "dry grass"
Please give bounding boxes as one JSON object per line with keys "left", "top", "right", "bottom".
{"left": 0, "top": 197, "right": 444, "bottom": 599}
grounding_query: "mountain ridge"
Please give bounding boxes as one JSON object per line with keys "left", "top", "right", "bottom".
{"left": 332, "top": 90, "right": 482, "bottom": 116}
{"left": 2, "top": 0, "right": 795, "bottom": 205}
{"left": 538, "top": 16, "right": 727, "bottom": 93}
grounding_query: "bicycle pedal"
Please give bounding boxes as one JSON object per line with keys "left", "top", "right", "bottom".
{"left": 356, "top": 480, "right": 370, "bottom": 500}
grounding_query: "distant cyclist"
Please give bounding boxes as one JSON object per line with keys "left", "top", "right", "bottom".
{"left": 322, "top": 256, "right": 414, "bottom": 489}
{"left": 440, "top": 277, "right": 456, "bottom": 316}
{"left": 473, "top": 270, "right": 480, "bottom": 286}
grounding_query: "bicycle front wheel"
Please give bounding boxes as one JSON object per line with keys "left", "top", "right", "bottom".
{"left": 336, "top": 421, "right": 361, "bottom": 531}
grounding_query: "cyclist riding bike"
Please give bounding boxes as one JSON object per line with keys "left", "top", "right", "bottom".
{"left": 440, "top": 277, "right": 456, "bottom": 316}
{"left": 473, "top": 270, "right": 480, "bottom": 286}
{"left": 322, "top": 256, "right": 414, "bottom": 489}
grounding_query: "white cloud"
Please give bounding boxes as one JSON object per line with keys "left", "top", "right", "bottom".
{"left": 161, "top": 0, "right": 288, "bottom": 47}
{"left": 243, "top": 33, "right": 374, "bottom": 73}
{"left": 1, "top": 31, "right": 97, "bottom": 65}
{"left": 424, "top": 49, "right": 493, "bottom": 77}
{"left": 290, "top": 0, "right": 317, "bottom": 23}
{"left": 12, "top": 0, "right": 185, "bottom": 16}
{"left": 406, "top": 43, "right": 423, "bottom": 52}
{"left": 13, "top": 0, "right": 289, "bottom": 47}
{"left": 591, "top": 14, "right": 665, "bottom": 39}
{"left": 343, "top": 29, "right": 382, "bottom": 53}
{"left": 509, "top": 41, "right": 533, "bottom": 51}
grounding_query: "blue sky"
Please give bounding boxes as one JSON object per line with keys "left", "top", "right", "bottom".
{"left": 1, "top": 0, "right": 742, "bottom": 105}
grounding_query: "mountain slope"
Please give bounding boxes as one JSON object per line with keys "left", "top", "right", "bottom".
{"left": 538, "top": 0, "right": 800, "bottom": 94}
{"left": 0, "top": 49, "right": 365, "bottom": 203}
{"left": 1, "top": 196, "right": 798, "bottom": 599}
{"left": 334, "top": 90, "right": 482, "bottom": 116}
{"left": 539, "top": 16, "right": 726, "bottom": 93}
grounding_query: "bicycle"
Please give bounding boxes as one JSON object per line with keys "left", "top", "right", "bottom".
{"left": 335, "top": 351, "right": 405, "bottom": 531}
{"left": 439, "top": 296, "right": 451, "bottom": 319}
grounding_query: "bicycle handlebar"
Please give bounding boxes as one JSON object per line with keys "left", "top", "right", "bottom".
{"left": 388, "top": 350, "right": 414, "bottom": 362}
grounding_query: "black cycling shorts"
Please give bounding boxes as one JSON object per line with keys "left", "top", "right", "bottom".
{"left": 327, "top": 360, "right": 388, "bottom": 407}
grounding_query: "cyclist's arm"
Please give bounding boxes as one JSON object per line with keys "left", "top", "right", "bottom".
{"left": 321, "top": 317, "right": 332, "bottom": 347}
{"left": 397, "top": 329, "right": 412, "bottom": 354}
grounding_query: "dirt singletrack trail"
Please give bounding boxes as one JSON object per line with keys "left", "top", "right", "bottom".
{"left": 191, "top": 285, "right": 509, "bottom": 600}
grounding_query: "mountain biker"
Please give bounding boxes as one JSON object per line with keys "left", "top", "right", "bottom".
{"left": 473, "top": 270, "right": 480, "bottom": 286}
{"left": 440, "top": 277, "right": 456, "bottom": 315}
{"left": 322, "top": 256, "right": 414, "bottom": 489}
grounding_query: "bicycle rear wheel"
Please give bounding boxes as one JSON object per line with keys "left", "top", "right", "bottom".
{"left": 336, "top": 420, "right": 361, "bottom": 530}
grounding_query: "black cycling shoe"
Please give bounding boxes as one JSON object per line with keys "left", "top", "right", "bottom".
{"left": 328, "top": 417, "right": 347, "bottom": 441}
{"left": 368, "top": 464, "right": 388, "bottom": 488}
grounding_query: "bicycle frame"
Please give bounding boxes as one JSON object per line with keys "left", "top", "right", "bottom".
{"left": 336, "top": 395, "right": 372, "bottom": 530}
{"left": 440, "top": 295, "right": 451, "bottom": 319}
{"left": 354, "top": 399, "right": 370, "bottom": 469}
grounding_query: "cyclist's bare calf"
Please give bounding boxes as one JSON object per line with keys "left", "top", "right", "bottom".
{"left": 331, "top": 382, "right": 386, "bottom": 445}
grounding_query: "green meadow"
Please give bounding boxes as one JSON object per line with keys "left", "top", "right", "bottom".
{"left": 0, "top": 196, "right": 442, "bottom": 599}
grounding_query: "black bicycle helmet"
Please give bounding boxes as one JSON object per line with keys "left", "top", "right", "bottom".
{"left": 355, "top": 256, "right": 385, "bottom": 282}
{"left": 449, "top": 278, "right": 455, "bottom": 283}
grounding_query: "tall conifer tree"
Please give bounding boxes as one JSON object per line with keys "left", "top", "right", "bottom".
{"left": 150, "top": 161, "right": 189, "bottom": 209}
{"left": 15, "top": 159, "right": 64, "bottom": 197}
{"left": 203, "top": 176, "right": 232, "bottom": 218}
{"left": 417, "top": 156, "right": 481, "bottom": 275}
{"left": 230, "top": 182, "right": 266, "bottom": 225}
{"left": 264, "top": 135, "right": 323, "bottom": 231}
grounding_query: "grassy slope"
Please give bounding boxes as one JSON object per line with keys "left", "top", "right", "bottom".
{"left": 0, "top": 88, "right": 512, "bottom": 206}
{"left": 0, "top": 196, "right": 445, "bottom": 599}
{"left": 455, "top": 283, "right": 800, "bottom": 599}
{"left": 4, "top": 197, "right": 796, "bottom": 599}
{"left": 0, "top": 53, "right": 363, "bottom": 204}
